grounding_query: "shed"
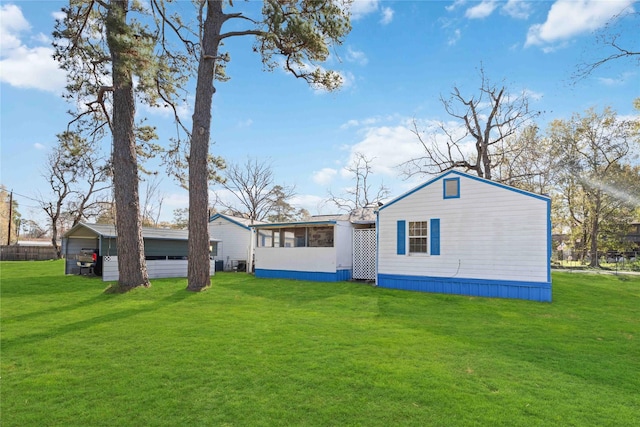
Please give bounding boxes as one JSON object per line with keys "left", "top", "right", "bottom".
{"left": 376, "top": 170, "right": 551, "bottom": 302}
{"left": 252, "top": 213, "right": 372, "bottom": 282}
{"left": 208, "top": 213, "right": 264, "bottom": 272}
{"left": 63, "top": 223, "right": 219, "bottom": 281}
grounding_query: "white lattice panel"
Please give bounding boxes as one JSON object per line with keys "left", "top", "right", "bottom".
{"left": 353, "top": 229, "right": 377, "bottom": 280}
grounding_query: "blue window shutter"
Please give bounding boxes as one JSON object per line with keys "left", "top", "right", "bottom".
{"left": 397, "top": 220, "right": 406, "bottom": 255}
{"left": 430, "top": 218, "right": 440, "bottom": 255}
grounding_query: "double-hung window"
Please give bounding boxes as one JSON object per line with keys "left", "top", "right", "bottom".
{"left": 408, "top": 221, "right": 428, "bottom": 254}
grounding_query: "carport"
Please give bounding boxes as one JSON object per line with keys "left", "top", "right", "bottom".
{"left": 63, "top": 223, "right": 219, "bottom": 281}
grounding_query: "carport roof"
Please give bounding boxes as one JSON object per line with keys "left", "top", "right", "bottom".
{"left": 64, "top": 222, "right": 220, "bottom": 241}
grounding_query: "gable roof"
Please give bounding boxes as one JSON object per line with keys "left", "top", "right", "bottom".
{"left": 208, "top": 213, "right": 267, "bottom": 230}
{"left": 379, "top": 170, "right": 550, "bottom": 212}
{"left": 64, "top": 222, "right": 220, "bottom": 241}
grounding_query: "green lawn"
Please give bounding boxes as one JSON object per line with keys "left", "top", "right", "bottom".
{"left": 2, "top": 261, "right": 639, "bottom": 426}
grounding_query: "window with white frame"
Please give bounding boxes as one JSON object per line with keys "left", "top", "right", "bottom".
{"left": 408, "top": 221, "right": 428, "bottom": 253}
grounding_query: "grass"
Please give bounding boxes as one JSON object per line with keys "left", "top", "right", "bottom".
{"left": 2, "top": 260, "right": 639, "bottom": 426}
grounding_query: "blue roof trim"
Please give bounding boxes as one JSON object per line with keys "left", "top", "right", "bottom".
{"left": 208, "top": 213, "right": 252, "bottom": 230}
{"left": 252, "top": 220, "right": 337, "bottom": 229}
{"left": 379, "top": 170, "right": 550, "bottom": 211}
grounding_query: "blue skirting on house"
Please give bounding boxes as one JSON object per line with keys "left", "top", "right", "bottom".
{"left": 255, "top": 269, "right": 352, "bottom": 282}
{"left": 377, "top": 274, "right": 552, "bottom": 302}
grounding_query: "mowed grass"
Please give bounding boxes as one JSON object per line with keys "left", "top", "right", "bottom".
{"left": 2, "top": 261, "right": 639, "bottom": 426}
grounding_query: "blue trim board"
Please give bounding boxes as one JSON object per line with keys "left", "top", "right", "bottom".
{"left": 396, "top": 220, "right": 406, "bottom": 255}
{"left": 256, "top": 269, "right": 352, "bottom": 282}
{"left": 377, "top": 273, "right": 552, "bottom": 302}
{"left": 430, "top": 218, "right": 440, "bottom": 255}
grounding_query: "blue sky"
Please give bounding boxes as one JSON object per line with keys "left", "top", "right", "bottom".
{"left": 1, "top": 0, "right": 638, "bottom": 226}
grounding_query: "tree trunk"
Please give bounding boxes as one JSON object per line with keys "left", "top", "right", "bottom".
{"left": 187, "top": 1, "right": 224, "bottom": 291}
{"left": 50, "top": 222, "right": 61, "bottom": 259}
{"left": 107, "top": 0, "right": 150, "bottom": 291}
{"left": 588, "top": 194, "right": 601, "bottom": 268}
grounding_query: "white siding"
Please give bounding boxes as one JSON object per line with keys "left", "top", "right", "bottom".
{"left": 208, "top": 218, "right": 252, "bottom": 268}
{"left": 378, "top": 175, "right": 548, "bottom": 283}
{"left": 102, "top": 256, "right": 215, "bottom": 281}
{"left": 254, "top": 247, "right": 336, "bottom": 273}
{"left": 335, "top": 221, "right": 354, "bottom": 271}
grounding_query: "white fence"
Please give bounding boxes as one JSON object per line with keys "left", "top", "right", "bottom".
{"left": 102, "top": 256, "right": 216, "bottom": 281}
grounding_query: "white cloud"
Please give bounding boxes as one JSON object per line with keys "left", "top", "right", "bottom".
{"left": 465, "top": 1, "right": 499, "bottom": 19}
{"left": 139, "top": 98, "right": 192, "bottom": 123}
{"left": 502, "top": 0, "right": 532, "bottom": 19}
{"left": 51, "top": 11, "right": 66, "bottom": 21}
{"left": 0, "top": 4, "right": 66, "bottom": 93}
{"left": 526, "top": 0, "right": 635, "bottom": 48}
{"left": 339, "top": 115, "right": 391, "bottom": 130}
{"left": 237, "top": 118, "right": 253, "bottom": 128}
{"left": 523, "top": 88, "right": 544, "bottom": 101}
{"left": 346, "top": 46, "right": 368, "bottom": 66}
{"left": 312, "top": 168, "right": 338, "bottom": 185}
{"left": 350, "top": 0, "right": 394, "bottom": 25}
{"left": 161, "top": 191, "right": 189, "bottom": 216}
{"left": 350, "top": 0, "right": 379, "bottom": 20}
{"left": 346, "top": 125, "right": 425, "bottom": 177}
{"left": 446, "top": 0, "right": 467, "bottom": 13}
{"left": 597, "top": 71, "right": 637, "bottom": 86}
{"left": 380, "top": 7, "right": 394, "bottom": 25}
{"left": 0, "top": 4, "right": 30, "bottom": 50}
{"left": 34, "top": 142, "right": 46, "bottom": 150}
{"left": 1, "top": 45, "right": 66, "bottom": 92}
{"left": 290, "top": 193, "right": 327, "bottom": 214}
{"left": 448, "top": 28, "right": 462, "bottom": 46}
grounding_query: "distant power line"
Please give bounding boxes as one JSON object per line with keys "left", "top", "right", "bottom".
{"left": 8, "top": 191, "right": 41, "bottom": 209}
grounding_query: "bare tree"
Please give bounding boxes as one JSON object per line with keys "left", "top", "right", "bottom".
{"left": 402, "top": 68, "right": 541, "bottom": 182}
{"left": 573, "top": 9, "right": 639, "bottom": 82}
{"left": 140, "top": 175, "right": 165, "bottom": 227}
{"left": 39, "top": 132, "right": 111, "bottom": 258}
{"left": 328, "top": 152, "right": 390, "bottom": 212}
{"left": 215, "top": 158, "right": 295, "bottom": 223}
{"left": 495, "top": 125, "right": 558, "bottom": 195}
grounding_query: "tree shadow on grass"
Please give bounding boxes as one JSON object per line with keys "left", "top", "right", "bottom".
{"left": 3, "top": 293, "right": 110, "bottom": 323}
{"left": 2, "top": 288, "right": 196, "bottom": 350}
{"left": 216, "top": 275, "right": 378, "bottom": 305}
{"left": 1, "top": 274, "right": 105, "bottom": 297}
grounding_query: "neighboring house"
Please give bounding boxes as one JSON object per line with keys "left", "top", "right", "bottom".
{"left": 252, "top": 210, "right": 376, "bottom": 282}
{"left": 63, "top": 223, "right": 219, "bottom": 281}
{"left": 208, "top": 213, "right": 264, "bottom": 272}
{"left": 377, "top": 170, "right": 552, "bottom": 302}
{"left": 624, "top": 222, "right": 640, "bottom": 254}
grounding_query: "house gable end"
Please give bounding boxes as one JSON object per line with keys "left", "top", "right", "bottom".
{"left": 209, "top": 213, "right": 252, "bottom": 230}
{"left": 379, "top": 170, "right": 549, "bottom": 212}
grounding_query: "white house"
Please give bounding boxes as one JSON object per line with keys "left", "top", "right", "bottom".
{"left": 252, "top": 213, "right": 374, "bottom": 282}
{"left": 376, "top": 171, "right": 551, "bottom": 302}
{"left": 208, "top": 214, "right": 263, "bottom": 272}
